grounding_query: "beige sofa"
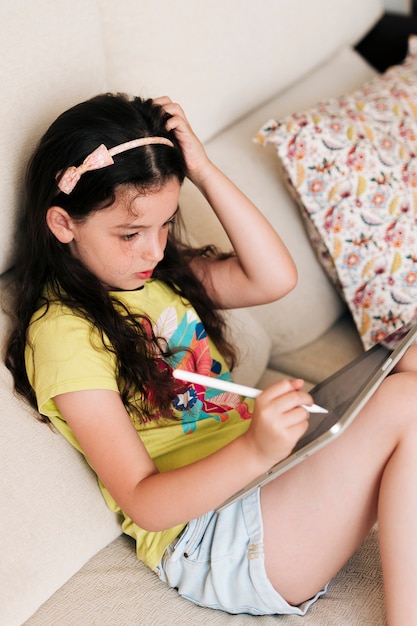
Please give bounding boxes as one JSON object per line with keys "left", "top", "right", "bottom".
{"left": 1, "top": 1, "right": 387, "bottom": 624}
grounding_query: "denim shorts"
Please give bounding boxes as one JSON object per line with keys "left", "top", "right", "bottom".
{"left": 155, "top": 489, "right": 327, "bottom": 615}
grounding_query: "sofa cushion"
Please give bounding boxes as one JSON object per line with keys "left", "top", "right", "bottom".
{"left": 98, "top": 0, "right": 382, "bottom": 143}
{"left": 0, "top": 0, "right": 107, "bottom": 276}
{"left": 257, "top": 36, "right": 417, "bottom": 350}
{"left": 225, "top": 308, "right": 273, "bottom": 387}
{"left": 275, "top": 312, "right": 364, "bottom": 385}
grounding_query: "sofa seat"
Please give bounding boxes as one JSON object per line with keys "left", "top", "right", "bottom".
{"left": 25, "top": 528, "right": 384, "bottom": 626}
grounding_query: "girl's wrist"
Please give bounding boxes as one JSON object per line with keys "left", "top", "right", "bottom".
{"left": 238, "top": 430, "right": 278, "bottom": 476}
{"left": 187, "top": 158, "right": 217, "bottom": 190}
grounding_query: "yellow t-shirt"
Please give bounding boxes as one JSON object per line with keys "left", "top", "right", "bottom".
{"left": 25, "top": 280, "right": 253, "bottom": 569}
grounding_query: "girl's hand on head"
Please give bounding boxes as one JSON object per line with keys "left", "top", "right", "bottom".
{"left": 153, "top": 96, "right": 211, "bottom": 183}
{"left": 244, "top": 379, "right": 311, "bottom": 467}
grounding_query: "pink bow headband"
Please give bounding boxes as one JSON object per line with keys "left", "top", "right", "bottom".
{"left": 56, "top": 136, "right": 175, "bottom": 195}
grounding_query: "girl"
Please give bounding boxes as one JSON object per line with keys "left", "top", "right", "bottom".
{"left": 5, "top": 92, "right": 417, "bottom": 623}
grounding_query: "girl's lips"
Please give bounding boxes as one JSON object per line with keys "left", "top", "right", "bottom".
{"left": 136, "top": 270, "right": 154, "bottom": 280}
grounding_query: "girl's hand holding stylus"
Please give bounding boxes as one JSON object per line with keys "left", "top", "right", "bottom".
{"left": 245, "top": 379, "right": 311, "bottom": 466}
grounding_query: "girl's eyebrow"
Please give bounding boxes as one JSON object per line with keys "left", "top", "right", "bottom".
{"left": 114, "top": 207, "right": 179, "bottom": 230}
{"left": 114, "top": 221, "right": 145, "bottom": 230}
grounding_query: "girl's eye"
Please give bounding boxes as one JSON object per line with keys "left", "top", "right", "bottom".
{"left": 121, "top": 232, "right": 138, "bottom": 241}
{"left": 163, "top": 217, "right": 176, "bottom": 229}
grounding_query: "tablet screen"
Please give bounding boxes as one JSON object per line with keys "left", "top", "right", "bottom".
{"left": 295, "top": 342, "right": 391, "bottom": 451}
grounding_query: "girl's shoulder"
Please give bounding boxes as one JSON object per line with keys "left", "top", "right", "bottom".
{"left": 27, "top": 296, "right": 94, "bottom": 345}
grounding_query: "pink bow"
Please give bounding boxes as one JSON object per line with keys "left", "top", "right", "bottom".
{"left": 57, "top": 145, "right": 114, "bottom": 194}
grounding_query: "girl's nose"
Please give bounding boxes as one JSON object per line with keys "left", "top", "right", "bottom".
{"left": 143, "top": 233, "right": 165, "bottom": 263}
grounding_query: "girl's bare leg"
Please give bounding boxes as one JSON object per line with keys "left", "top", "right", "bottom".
{"left": 260, "top": 371, "right": 417, "bottom": 625}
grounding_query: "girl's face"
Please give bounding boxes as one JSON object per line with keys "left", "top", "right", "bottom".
{"left": 66, "top": 179, "right": 181, "bottom": 291}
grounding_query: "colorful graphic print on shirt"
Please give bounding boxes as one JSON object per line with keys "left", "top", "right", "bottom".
{"left": 152, "top": 306, "right": 251, "bottom": 434}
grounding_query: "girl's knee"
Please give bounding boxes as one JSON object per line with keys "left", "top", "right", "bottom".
{"left": 395, "top": 344, "right": 417, "bottom": 374}
{"left": 377, "top": 371, "right": 417, "bottom": 428}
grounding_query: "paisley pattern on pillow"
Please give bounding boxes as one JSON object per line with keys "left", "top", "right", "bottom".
{"left": 256, "top": 36, "right": 417, "bottom": 349}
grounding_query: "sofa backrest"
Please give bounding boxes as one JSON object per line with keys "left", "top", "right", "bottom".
{"left": 99, "top": 0, "right": 382, "bottom": 142}
{"left": 0, "top": 0, "right": 107, "bottom": 276}
{"left": 0, "top": 5, "right": 121, "bottom": 625}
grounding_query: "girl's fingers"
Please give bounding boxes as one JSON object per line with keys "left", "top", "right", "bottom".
{"left": 153, "top": 97, "right": 186, "bottom": 121}
{"left": 152, "top": 95, "right": 172, "bottom": 106}
{"left": 254, "top": 382, "right": 312, "bottom": 437}
{"left": 152, "top": 98, "right": 192, "bottom": 139}
{"left": 261, "top": 378, "right": 304, "bottom": 397}
{"left": 258, "top": 379, "right": 311, "bottom": 410}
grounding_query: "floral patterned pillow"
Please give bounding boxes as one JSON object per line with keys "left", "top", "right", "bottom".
{"left": 256, "top": 36, "right": 417, "bottom": 349}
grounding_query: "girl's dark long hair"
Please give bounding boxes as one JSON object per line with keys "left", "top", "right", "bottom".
{"left": 5, "top": 93, "right": 236, "bottom": 422}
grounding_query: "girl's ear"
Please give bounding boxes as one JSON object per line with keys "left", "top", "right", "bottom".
{"left": 46, "top": 206, "right": 75, "bottom": 244}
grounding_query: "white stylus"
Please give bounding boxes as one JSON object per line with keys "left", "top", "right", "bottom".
{"left": 173, "top": 369, "right": 328, "bottom": 414}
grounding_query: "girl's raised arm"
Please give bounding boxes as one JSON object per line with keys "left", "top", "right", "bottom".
{"left": 154, "top": 97, "right": 298, "bottom": 309}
